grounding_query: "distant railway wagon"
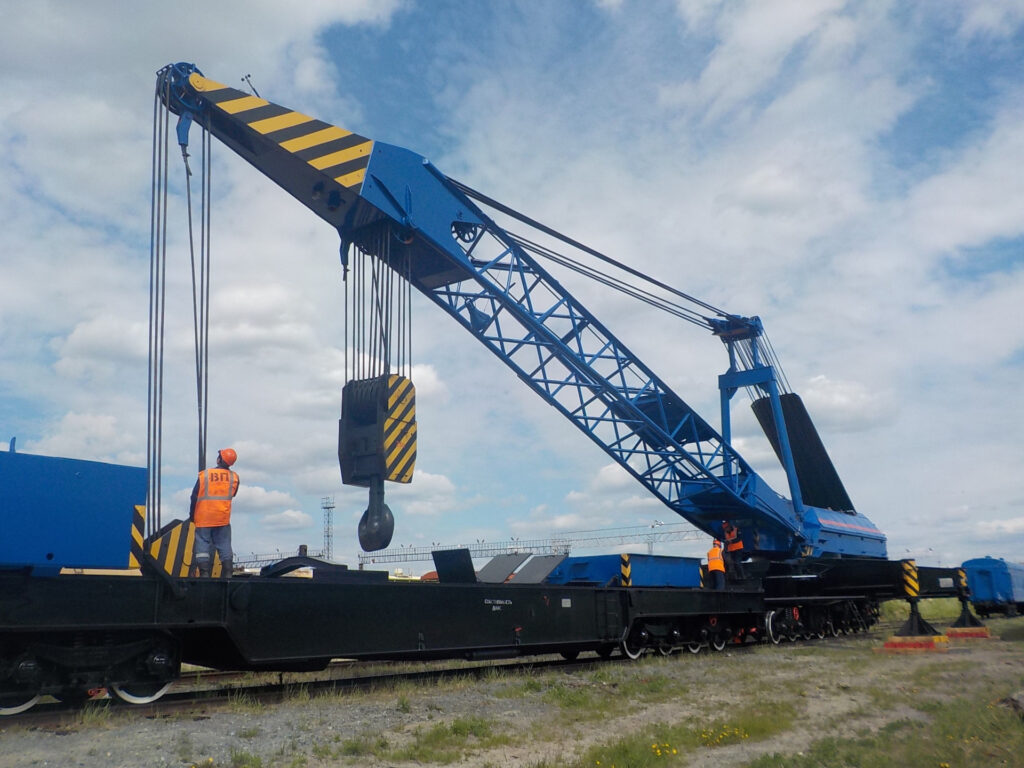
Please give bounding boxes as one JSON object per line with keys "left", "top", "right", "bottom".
{"left": 963, "top": 557, "right": 1024, "bottom": 617}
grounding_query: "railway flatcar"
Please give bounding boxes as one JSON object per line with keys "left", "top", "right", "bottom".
{"left": 963, "top": 556, "right": 1024, "bottom": 617}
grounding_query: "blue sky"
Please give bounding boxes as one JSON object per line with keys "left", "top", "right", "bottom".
{"left": 1, "top": 0, "right": 1023, "bottom": 573}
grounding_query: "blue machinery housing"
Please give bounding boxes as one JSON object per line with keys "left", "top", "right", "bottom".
{"left": 963, "top": 557, "right": 1024, "bottom": 616}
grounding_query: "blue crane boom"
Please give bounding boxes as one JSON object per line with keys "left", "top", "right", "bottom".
{"left": 156, "top": 63, "right": 886, "bottom": 560}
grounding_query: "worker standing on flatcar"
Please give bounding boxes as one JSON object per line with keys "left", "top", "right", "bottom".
{"left": 190, "top": 448, "right": 240, "bottom": 578}
{"left": 706, "top": 539, "right": 726, "bottom": 590}
{"left": 722, "top": 521, "right": 744, "bottom": 580}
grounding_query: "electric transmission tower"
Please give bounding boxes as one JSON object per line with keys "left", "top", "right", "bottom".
{"left": 321, "top": 496, "right": 335, "bottom": 561}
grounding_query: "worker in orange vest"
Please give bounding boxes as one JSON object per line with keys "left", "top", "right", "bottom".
{"left": 190, "top": 448, "right": 240, "bottom": 578}
{"left": 722, "top": 520, "right": 744, "bottom": 580}
{"left": 706, "top": 539, "right": 726, "bottom": 590}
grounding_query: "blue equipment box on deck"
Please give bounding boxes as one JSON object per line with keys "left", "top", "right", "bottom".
{"left": 0, "top": 451, "right": 147, "bottom": 572}
{"left": 545, "top": 553, "right": 701, "bottom": 587}
{"left": 963, "top": 556, "right": 1024, "bottom": 607}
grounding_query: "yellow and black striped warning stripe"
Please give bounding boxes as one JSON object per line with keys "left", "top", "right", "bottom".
{"left": 620, "top": 553, "right": 632, "bottom": 587}
{"left": 902, "top": 559, "right": 919, "bottom": 598}
{"left": 957, "top": 567, "right": 970, "bottom": 597}
{"left": 383, "top": 374, "right": 416, "bottom": 484}
{"left": 145, "top": 519, "right": 222, "bottom": 578}
{"left": 187, "top": 73, "right": 373, "bottom": 192}
{"left": 128, "top": 505, "right": 146, "bottom": 569}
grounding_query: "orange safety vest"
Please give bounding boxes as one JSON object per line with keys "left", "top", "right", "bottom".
{"left": 193, "top": 468, "right": 239, "bottom": 528}
{"left": 707, "top": 545, "right": 725, "bottom": 573}
{"left": 723, "top": 523, "right": 743, "bottom": 552}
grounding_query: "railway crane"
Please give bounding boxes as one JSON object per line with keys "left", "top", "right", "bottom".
{"left": 157, "top": 62, "right": 885, "bottom": 562}
{"left": 0, "top": 62, "right": 968, "bottom": 718}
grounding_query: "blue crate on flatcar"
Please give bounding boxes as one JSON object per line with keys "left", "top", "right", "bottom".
{"left": 544, "top": 553, "right": 701, "bottom": 587}
{"left": 0, "top": 450, "right": 146, "bottom": 572}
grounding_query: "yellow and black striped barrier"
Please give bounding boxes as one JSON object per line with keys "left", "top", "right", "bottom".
{"left": 145, "top": 519, "right": 222, "bottom": 578}
{"left": 128, "top": 505, "right": 146, "bottom": 569}
{"left": 902, "top": 559, "right": 919, "bottom": 598}
{"left": 620, "top": 554, "right": 632, "bottom": 587}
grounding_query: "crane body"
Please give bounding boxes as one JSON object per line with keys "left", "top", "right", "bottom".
{"left": 157, "top": 63, "right": 886, "bottom": 561}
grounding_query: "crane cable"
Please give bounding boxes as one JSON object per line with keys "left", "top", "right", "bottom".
{"left": 180, "top": 119, "right": 212, "bottom": 472}
{"left": 148, "top": 84, "right": 213, "bottom": 537}
{"left": 147, "top": 81, "right": 171, "bottom": 538}
{"left": 344, "top": 225, "right": 413, "bottom": 384}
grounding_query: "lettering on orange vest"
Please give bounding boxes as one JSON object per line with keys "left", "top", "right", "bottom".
{"left": 193, "top": 468, "right": 239, "bottom": 528}
{"left": 707, "top": 546, "right": 725, "bottom": 573}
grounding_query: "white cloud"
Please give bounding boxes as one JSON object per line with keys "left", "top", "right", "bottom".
{"left": 386, "top": 470, "right": 458, "bottom": 517}
{"left": 263, "top": 508, "right": 314, "bottom": 531}
{"left": 235, "top": 485, "right": 298, "bottom": 513}
{"left": 977, "top": 517, "right": 1024, "bottom": 537}
{"left": 800, "top": 374, "right": 895, "bottom": 433}
{"left": 25, "top": 411, "right": 142, "bottom": 465}
{"left": 957, "top": 0, "right": 1024, "bottom": 39}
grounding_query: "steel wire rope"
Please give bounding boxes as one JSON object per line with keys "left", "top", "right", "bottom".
{"left": 450, "top": 178, "right": 728, "bottom": 318}
{"left": 511, "top": 233, "right": 712, "bottom": 328}
{"left": 201, "top": 126, "right": 213, "bottom": 465}
{"left": 346, "top": 244, "right": 350, "bottom": 380}
{"left": 148, "top": 84, "right": 173, "bottom": 536}
{"left": 181, "top": 118, "right": 213, "bottom": 472}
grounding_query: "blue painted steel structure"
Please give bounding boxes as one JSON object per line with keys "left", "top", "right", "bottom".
{"left": 157, "top": 63, "right": 886, "bottom": 560}
{"left": 546, "top": 554, "right": 702, "bottom": 588}
{"left": 0, "top": 450, "right": 146, "bottom": 571}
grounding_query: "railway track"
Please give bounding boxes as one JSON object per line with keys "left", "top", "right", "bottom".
{"left": 3, "top": 624, "right": 890, "bottom": 727}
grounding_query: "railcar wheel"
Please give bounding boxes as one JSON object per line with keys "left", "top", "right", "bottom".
{"left": 560, "top": 650, "right": 579, "bottom": 661}
{"left": 596, "top": 644, "right": 615, "bottom": 659}
{"left": 710, "top": 633, "right": 728, "bottom": 652}
{"left": 656, "top": 643, "right": 674, "bottom": 657}
{"left": 765, "top": 611, "right": 782, "bottom": 645}
{"left": 686, "top": 642, "right": 703, "bottom": 654}
{"left": 621, "top": 638, "right": 645, "bottom": 660}
{"left": 0, "top": 692, "right": 40, "bottom": 716}
{"left": 110, "top": 681, "right": 172, "bottom": 705}
{"left": 621, "top": 627, "right": 649, "bottom": 660}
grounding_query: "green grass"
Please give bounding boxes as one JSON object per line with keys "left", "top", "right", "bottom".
{"left": 745, "top": 691, "right": 1024, "bottom": 768}
{"left": 228, "top": 749, "right": 263, "bottom": 768}
{"left": 880, "top": 597, "right": 963, "bottom": 623}
{"left": 225, "top": 690, "right": 264, "bottom": 713}
{"left": 560, "top": 701, "right": 798, "bottom": 767}
{"left": 391, "top": 715, "right": 512, "bottom": 764}
{"left": 337, "top": 732, "right": 391, "bottom": 757}
{"left": 998, "top": 620, "right": 1024, "bottom": 642}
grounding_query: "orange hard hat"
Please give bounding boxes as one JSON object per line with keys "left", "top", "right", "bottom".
{"left": 713, "top": 540, "right": 722, "bottom": 547}
{"left": 218, "top": 448, "right": 237, "bottom": 467}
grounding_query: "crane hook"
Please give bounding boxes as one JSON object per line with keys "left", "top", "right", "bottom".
{"left": 358, "top": 477, "right": 394, "bottom": 551}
